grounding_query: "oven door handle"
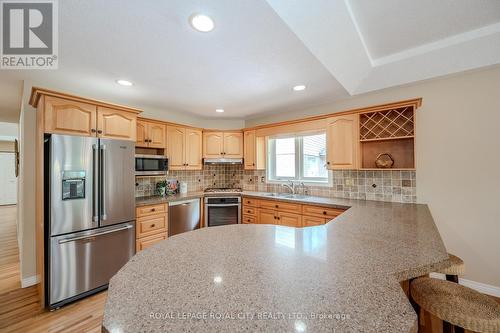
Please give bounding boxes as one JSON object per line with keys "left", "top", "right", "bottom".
{"left": 206, "top": 204, "right": 241, "bottom": 207}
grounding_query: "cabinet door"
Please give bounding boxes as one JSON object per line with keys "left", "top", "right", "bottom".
{"left": 185, "top": 128, "right": 202, "bottom": 170}
{"left": 244, "top": 130, "right": 256, "bottom": 169}
{"left": 258, "top": 209, "right": 277, "bottom": 225}
{"left": 136, "top": 120, "right": 148, "bottom": 147}
{"left": 136, "top": 233, "right": 166, "bottom": 252}
{"left": 223, "top": 132, "right": 243, "bottom": 158}
{"left": 167, "top": 126, "right": 186, "bottom": 170}
{"left": 97, "top": 107, "right": 137, "bottom": 141}
{"left": 148, "top": 123, "right": 166, "bottom": 148}
{"left": 278, "top": 212, "right": 302, "bottom": 228}
{"left": 44, "top": 96, "right": 97, "bottom": 136}
{"left": 326, "top": 114, "right": 359, "bottom": 169}
{"left": 203, "top": 132, "right": 223, "bottom": 158}
{"left": 302, "top": 216, "right": 326, "bottom": 227}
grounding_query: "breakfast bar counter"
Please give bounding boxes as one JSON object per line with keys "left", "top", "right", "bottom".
{"left": 104, "top": 195, "right": 449, "bottom": 332}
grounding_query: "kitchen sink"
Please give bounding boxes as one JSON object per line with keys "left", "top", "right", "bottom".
{"left": 262, "top": 193, "right": 307, "bottom": 199}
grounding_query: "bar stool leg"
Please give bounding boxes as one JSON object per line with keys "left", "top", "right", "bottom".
{"left": 443, "top": 321, "right": 453, "bottom": 333}
{"left": 445, "top": 274, "right": 459, "bottom": 283}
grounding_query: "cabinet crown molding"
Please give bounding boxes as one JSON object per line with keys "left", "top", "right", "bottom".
{"left": 29, "top": 87, "right": 143, "bottom": 114}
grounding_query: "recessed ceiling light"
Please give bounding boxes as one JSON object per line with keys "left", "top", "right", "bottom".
{"left": 213, "top": 276, "right": 222, "bottom": 284}
{"left": 293, "top": 85, "right": 306, "bottom": 91}
{"left": 215, "top": 109, "right": 224, "bottom": 113}
{"left": 116, "top": 79, "right": 133, "bottom": 86}
{"left": 189, "top": 14, "right": 215, "bottom": 32}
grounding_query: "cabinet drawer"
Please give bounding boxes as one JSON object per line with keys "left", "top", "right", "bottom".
{"left": 302, "top": 215, "right": 327, "bottom": 227}
{"left": 259, "top": 200, "right": 301, "bottom": 213}
{"left": 136, "top": 203, "right": 167, "bottom": 218}
{"left": 302, "top": 205, "right": 345, "bottom": 219}
{"left": 242, "top": 206, "right": 257, "bottom": 216}
{"left": 137, "top": 215, "right": 167, "bottom": 238}
{"left": 136, "top": 233, "right": 166, "bottom": 252}
{"left": 242, "top": 197, "right": 258, "bottom": 207}
{"left": 242, "top": 215, "right": 256, "bottom": 224}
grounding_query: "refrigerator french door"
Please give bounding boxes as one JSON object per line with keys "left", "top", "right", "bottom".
{"left": 45, "top": 134, "right": 135, "bottom": 308}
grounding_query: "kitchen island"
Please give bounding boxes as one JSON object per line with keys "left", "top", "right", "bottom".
{"left": 103, "top": 194, "right": 449, "bottom": 332}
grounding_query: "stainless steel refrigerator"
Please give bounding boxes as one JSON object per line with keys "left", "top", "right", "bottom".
{"left": 45, "top": 134, "right": 135, "bottom": 309}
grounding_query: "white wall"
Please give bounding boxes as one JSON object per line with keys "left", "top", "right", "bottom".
{"left": 0, "top": 122, "right": 18, "bottom": 139}
{"left": 247, "top": 66, "right": 500, "bottom": 288}
{"left": 17, "top": 83, "right": 38, "bottom": 284}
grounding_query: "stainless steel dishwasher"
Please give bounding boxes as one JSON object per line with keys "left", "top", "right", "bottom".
{"left": 168, "top": 199, "right": 201, "bottom": 236}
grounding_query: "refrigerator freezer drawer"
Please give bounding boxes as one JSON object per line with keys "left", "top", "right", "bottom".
{"left": 49, "top": 222, "right": 135, "bottom": 307}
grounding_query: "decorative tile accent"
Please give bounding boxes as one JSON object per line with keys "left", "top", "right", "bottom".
{"left": 136, "top": 166, "right": 417, "bottom": 203}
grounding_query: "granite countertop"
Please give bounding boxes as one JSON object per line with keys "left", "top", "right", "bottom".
{"left": 109, "top": 194, "right": 449, "bottom": 332}
{"left": 135, "top": 192, "right": 205, "bottom": 206}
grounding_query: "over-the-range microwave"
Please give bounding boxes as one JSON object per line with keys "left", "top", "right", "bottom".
{"left": 135, "top": 154, "right": 168, "bottom": 176}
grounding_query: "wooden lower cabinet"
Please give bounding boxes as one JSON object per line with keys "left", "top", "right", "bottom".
{"left": 242, "top": 215, "right": 256, "bottom": 224}
{"left": 135, "top": 203, "right": 168, "bottom": 252}
{"left": 136, "top": 233, "right": 166, "bottom": 251}
{"left": 302, "top": 215, "right": 328, "bottom": 227}
{"left": 258, "top": 209, "right": 278, "bottom": 225}
{"left": 243, "top": 197, "right": 346, "bottom": 228}
{"left": 278, "top": 211, "right": 302, "bottom": 227}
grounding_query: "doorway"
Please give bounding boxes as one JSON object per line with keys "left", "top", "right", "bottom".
{"left": 0, "top": 150, "right": 17, "bottom": 205}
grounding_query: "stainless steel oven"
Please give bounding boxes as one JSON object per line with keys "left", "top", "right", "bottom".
{"left": 204, "top": 196, "right": 241, "bottom": 227}
{"left": 135, "top": 154, "right": 168, "bottom": 176}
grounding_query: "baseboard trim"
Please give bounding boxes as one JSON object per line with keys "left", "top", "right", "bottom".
{"left": 429, "top": 273, "right": 500, "bottom": 297}
{"left": 21, "top": 275, "right": 39, "bottom": 288}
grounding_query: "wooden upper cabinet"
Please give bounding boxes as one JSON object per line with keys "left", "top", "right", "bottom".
{"left": 203, "top": 131, "right": 243, "bottom": 158}
{"left": 203, "top": 132, "right": 224, "bottom": 158}
{"left": 136, "top": 120, "right": 148, "bottom": 147}
{"left": 148, "top": 123, "right": 166, "bottom": 148}
{"left": 244, "top": 130, "right": 256, "bottom": 169}
{"left": 223, "top": 132, "right": 243, "bottom": 158}
{"left": 167, "top": 126, "right": 186, "bottom": 170}
{"left": 44, "top": 96, "right": 97, "bottom": 136}
{"left": 136, "top": 120, "right": 166, "bottom": 148}
{"left": 97, "top": 107, "right": 137, "bottom": 141}
{"left": 326, "top": 114, "right": 359, "bottom": 169}
{"left": 166, "top": 126, "right": 202, "bottom": 170}
{"left": 185, "top": 128, "right": 202, "bottom": 170}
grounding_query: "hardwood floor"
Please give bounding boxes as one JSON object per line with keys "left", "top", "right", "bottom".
{"left": 0, "top": 205, "right": 20, "bottom": 294}
{"left": 0, "top": 290, "right": 106, "bottom": 333}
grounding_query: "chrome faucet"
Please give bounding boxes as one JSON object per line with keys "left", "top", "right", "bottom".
{"left": 282, "top": 180, "right": 295, "bottom": 194}
{"left": 299, "top": 182, "right": 308, "bottom": 195}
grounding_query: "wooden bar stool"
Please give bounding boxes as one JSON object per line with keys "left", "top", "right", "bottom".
{"left": 411, "top": 277, "right": 500, "bottom": 333}
{"left": 436, "top": 253, "right": 465, "bottom": 283}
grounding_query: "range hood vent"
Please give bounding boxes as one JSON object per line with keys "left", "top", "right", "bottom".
{"left": 203, "top": 158, "right": 243, "bottom": 165}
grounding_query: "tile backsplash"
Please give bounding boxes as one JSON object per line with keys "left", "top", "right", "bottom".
{"left": 136, "top": 166, "right": 416, "bottom": 203}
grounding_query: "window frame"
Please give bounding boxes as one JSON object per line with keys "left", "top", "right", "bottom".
{"left": 267, "top": 132, "right": 330, "bottom": 185}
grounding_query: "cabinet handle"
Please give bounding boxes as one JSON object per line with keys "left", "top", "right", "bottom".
{"left": 151, "top": 224, "right": 155, "bottom": 228}
{"left": 151, "top": 208, "right": 156, "bottom": 212}
{"left": 247, "top": 210, "right": 250, "bottom": 213}
{"left": 275, "top": 205, "right": 278, "bottom": 208}
{"left": 327, "top": 161, "right": 330, "bottom": 165}
{"left": 252, "top": 163, "right": 255, "bottom": 166}
{"left": 323, "top": 211, "right": 327, "bottom": 215}
{"left": 97, "top": 130, "right": 103, "bottom": 134}
{"left": 91, "top": 129, "right": 97, "bottom": 133}
{"left": 277, "top": 217, "right": 280, "bottom": 220}
{"left": 247, "top": 219, "right": 250, "bottom": 222}
{"left": 273, "top": 216, "right": 276, "bottom": 220}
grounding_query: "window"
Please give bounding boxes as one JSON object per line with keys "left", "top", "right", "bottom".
{"left": 268, "top": 132, "right": 329, "bottom": 183}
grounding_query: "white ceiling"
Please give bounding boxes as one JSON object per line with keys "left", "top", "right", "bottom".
{"left": 348, "top": 0, "right": 500, "bottom": 60}
{"left": 1, "top": 0, "right": 499, "bottom": 124}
